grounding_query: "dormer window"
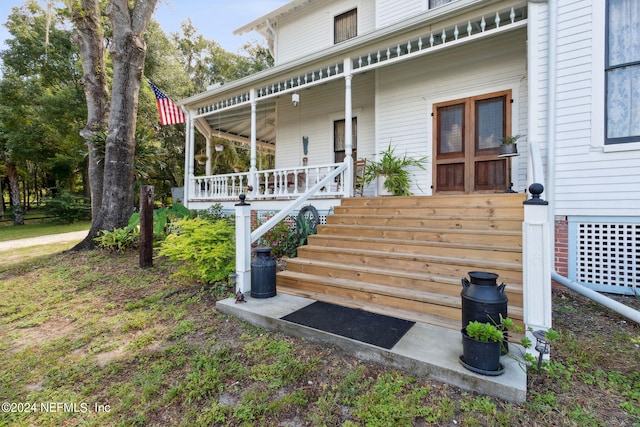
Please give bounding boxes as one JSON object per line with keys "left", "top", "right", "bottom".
{"left": 429, "top": 0, "right": 455, "bottom": 8}
{"left": 335, "top": 9, "right": 357, "bottom": 44}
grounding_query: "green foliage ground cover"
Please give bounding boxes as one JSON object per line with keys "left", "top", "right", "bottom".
{"left": 0, "top": 248, "right": 638, "bottom": 426}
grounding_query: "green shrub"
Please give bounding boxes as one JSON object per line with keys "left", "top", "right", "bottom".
{"left": 128, "top": 203, "right": 192, "bottom": 241}
{"left": 42, "top": 190, "right": 91, "bottom": 224}
{"left": 287, "top": 214, "right": 317, "bottom": 257}
{"left": 158, "top": 217, "right": 235, "bottom": 284}
{"left": 94, "top": 204, "right": 191, "bottom": 253}
{"left": 94, "top": 226, "right": 139, "bottom": 252}
{"left": 254, "top": 214, "right": 298, "bottom": 258}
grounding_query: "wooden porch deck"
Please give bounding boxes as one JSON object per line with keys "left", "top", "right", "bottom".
{"left": 277, "top": 193, "right": 526, "bottom": 330}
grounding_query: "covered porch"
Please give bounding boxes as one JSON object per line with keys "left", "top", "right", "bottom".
{"left": 178, "top": 1, "right": 530, "bottom": 211}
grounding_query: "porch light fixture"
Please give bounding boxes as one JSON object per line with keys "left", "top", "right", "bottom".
{"left": 292, "top": 93, "right": 299, "bottom": 107}
{"left": 533, "top": 329, "right": 551, "bottom": 371}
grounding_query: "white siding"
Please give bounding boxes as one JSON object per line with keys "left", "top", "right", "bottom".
{"left": 275, "top": 0, "right": 376, "bottom": 64}
{"left": 274, "top": 72, "right": 376, "bottom": 173}
{"left": 551, "top": 0, "right": 640, "bottom": 217}
{"left": 375, "top": 30, "right": 528, "bottom": 195}
{"left": 376, "top": 0, "right": 424, "bottom": 28}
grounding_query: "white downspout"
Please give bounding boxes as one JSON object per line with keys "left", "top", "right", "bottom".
{"left": 546, "top": 0, "right": 557, "bottom": 233}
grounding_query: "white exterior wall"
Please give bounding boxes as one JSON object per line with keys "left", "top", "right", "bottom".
{"left": 276, "top": 0, "right": 376, "bottom": 65}
{"left": 549, "top": 0, "right": 640, "bottom": 217}
{"left": 375, "top": 30, "right": 528, "bottom": 196}
{"left": 375, "top": 0, "right": 424, "bottom": 28}
{"left": 273, "top": 73, "right": 376, "bottom": 174}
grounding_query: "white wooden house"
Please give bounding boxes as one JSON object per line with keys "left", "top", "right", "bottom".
{"left": 177, "top": 0, "right": 640, "bottom": 342}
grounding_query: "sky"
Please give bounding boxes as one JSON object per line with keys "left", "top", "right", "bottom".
{"left": 0, "top": 0, "right": 290, "bottom": 55}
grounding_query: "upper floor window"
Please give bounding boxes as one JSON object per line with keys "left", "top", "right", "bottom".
{"left": 429, "top": 0, "right": 455, "bottom": 9}
{"left": 606, "top": 0, "right": 640, "bottom": 144}
{"left": 335, "top": 9, "right": 357, "bottom": 44}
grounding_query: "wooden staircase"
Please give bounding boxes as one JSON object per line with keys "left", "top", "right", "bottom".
{"left": 276, "top": 194, "right": 526, "bottom": 331}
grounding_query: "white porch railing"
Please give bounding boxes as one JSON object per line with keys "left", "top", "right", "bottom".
{"left": 192, "top": 173, "right": 249, "bottom": 200}
{"left": 189, "top": 162, "right": 348, "bottom": 202}
{"left": 235, "top": 162, "right": 349, "bottom": 294}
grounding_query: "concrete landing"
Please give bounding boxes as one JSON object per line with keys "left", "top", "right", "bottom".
{"left": 216, "top": 293, "right": 527, "bottom": 403}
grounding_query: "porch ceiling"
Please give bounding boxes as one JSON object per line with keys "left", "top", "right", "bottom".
{"left": 202, "top": 98, "right": 277, "bottom": 146}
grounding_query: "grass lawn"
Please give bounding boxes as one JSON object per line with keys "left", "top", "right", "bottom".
{"left": 0, "top": 248, "right": 638, "bottom": 426}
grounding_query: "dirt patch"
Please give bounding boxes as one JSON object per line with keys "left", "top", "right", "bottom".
{"left": 9, "top": 317, "right": 76, "bottom": 354}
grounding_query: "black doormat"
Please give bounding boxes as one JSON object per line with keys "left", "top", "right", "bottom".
{"left": 281, "top": 301, "right": 415, "bottom": 349}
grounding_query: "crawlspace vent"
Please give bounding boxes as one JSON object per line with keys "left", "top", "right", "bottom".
{"left": 575, "top": 222, "right": 639, "bottom": 293}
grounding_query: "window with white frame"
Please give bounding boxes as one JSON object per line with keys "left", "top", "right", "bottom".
{"left": 606, "top": 0, "right": 640, "bottom": 144}
{"left": 335, "top": 9, "right": 357, "bottom": 44}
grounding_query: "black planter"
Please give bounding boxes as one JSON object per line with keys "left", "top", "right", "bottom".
{"left": 251, "top": 247, "right": 276, "bottom": 298}
{"left": 460, "top": 329, "right": 504, "bottom": 376}
{"left": 461, "top": 271, "right": 509, "bottom": 354}
{"left": 498, "top": 143, "right": 518, "bottom": 157}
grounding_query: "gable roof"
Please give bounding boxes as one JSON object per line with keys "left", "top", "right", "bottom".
{"left": 233, "top": 0, "right": 313, "bottom": 39}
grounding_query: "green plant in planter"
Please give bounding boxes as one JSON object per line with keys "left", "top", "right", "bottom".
{"left": 465, "top": 316, "right": 528, "bottom": 347}
{"left": 500, "top": 134, "right": 523, "bottom": 145}
{"left": 499, "top": 134, "right": 523, "bottom": 156}
{"left": 363, "top": 144, "right": 429, "bottom": 196}
{"left": 465, "top": 320, "right": 506, "bottom": 343}
{"left": 463, "top": 315, "right": 560, "bottom": 375}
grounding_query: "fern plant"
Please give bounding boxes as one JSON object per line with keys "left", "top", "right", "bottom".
{"left": 363, "top": 144, "right": 428, "bottom": 196}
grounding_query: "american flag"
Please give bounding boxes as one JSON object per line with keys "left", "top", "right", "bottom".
{"left": 148, "top": 81, "right": 186, "bottom": 126}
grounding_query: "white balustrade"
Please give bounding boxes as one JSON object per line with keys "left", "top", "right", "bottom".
{"left": 352, "top": 5, "right": 527, "bottom": 73}
{"left": 188, "top": 162, "right": 348, "bottom": 202}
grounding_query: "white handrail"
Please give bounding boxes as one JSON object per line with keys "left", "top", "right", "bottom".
{"left": 251, "top": 163, "right": 348, "bottom": 243}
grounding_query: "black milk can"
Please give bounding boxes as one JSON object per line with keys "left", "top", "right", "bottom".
{"left": 461, "top": 271, "right": 508, "bottom": 330}
{"left": 251, "top": 247, "right": 276, "bottom": 298}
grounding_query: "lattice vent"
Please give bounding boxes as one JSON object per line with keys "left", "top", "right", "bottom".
{"left": 575, "top": 221, "right": 639, "bottom": 294}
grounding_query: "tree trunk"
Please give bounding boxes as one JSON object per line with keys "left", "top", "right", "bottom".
{"left": 69, "top": 0, "right": 109, "bottom": 250}
{"left": 70, "top": 0, "right": 157, "bottom": 250}
{"left": 6, "top": 161, "right": 24, "bottom": 225}
{"left": 97, "top": 0, "right": 157, "bottom": 232}
{"left": 0, "top": 178, "right": 5, "bottom": 220}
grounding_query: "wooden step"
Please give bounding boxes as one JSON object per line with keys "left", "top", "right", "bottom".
{"left": 326, "top": 214, "right": 523, "bottom": 231}
{"left": 315, "top": 224, "right": 522, "bottom": 247}
{"left": 339, "top": 193, "right": 526, "bottom": 208}
{"left": 307, "top": 235, "right": 522, "bottom": 264}
{"left": 276, "top": 194, "right": 525, "bottom": 333}
{"left": 276, "top": 284, "right": 463, "bottom": 330}
{"left": 294, "top": 246, "right": 523, "bottom": 285}
{"left": 277, "top": 271, "right": 524, "bottom": 322}
{"left": 333, "top": 205, "right": 524, "bottom": 218}
{"left": 284, "top": 257, "right": 524, "bottom": 307}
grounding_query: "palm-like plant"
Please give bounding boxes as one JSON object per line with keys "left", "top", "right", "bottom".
{"left": 363, "top": 144, "right": 428, "bottom": 196}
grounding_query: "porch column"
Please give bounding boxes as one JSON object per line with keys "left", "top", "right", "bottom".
{"left": 249, "top": 88, "right": 258, "bottom": 194}
{"left": 205, "top": 134, "right": 212, "bottom": 176}
{"left": 183, "top": 111, "right": 195, "bottom": 206}
{"left": 343, "top": 57, "right": 354, "bottom": 197}
{"left": 522, "top": 184, "right": 552, "bottom": 357}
